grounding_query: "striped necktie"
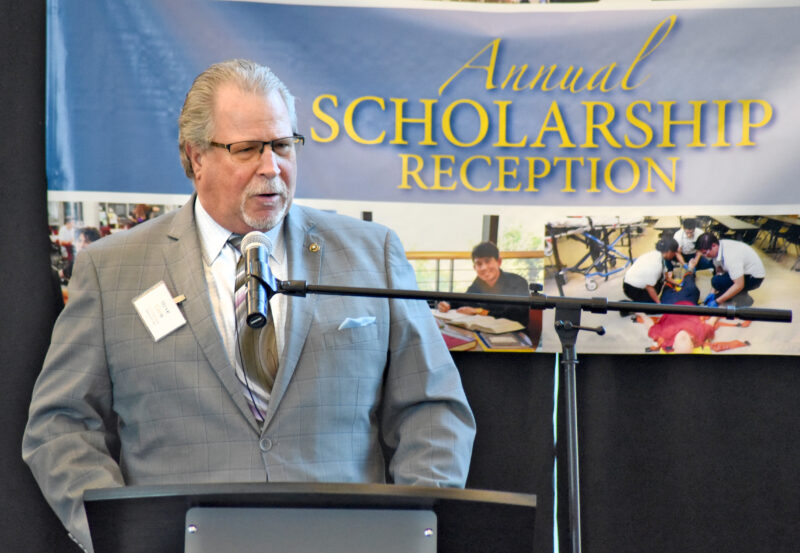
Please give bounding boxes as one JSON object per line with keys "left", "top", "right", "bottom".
{"left": 228, "top": 234, "right": 279, "bottom": 422}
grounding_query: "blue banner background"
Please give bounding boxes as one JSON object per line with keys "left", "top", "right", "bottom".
{"left": 47, "top": 0, "right": 800, "bottom": 207}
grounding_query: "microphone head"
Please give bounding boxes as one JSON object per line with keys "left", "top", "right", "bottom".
{"left": 241, "top": 231, "right": 273, "bottom": 254}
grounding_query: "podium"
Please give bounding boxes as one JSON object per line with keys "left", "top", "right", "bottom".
{"left": 85, "top": 483, "right": 536, "bottom": 553}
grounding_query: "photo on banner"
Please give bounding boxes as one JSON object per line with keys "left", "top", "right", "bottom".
{"left": 543, "top": 213, "right": 800, "bottom": 355}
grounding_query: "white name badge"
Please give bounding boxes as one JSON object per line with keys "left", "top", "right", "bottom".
{"left": 132, "top": 281, "right": 187, "bottom": 342}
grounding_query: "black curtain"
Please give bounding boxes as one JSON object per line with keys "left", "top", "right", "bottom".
{"left": 1, "top": 0, "right": 80, "bottom": 551}
{"left": 577, "top": 353, "right": 800, "bottom": 553}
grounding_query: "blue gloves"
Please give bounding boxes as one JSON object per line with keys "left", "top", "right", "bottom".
{"left": 704, "top": 293, "right": 718, "bottom": 307}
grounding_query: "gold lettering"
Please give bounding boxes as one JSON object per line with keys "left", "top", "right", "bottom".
{"left": 461, "top": 156, "right": 493, "bottom": 192}
{"left": 621, "top": 15, "right": 677, "bottom": 90}
{"left": 605, "top": 157, "right": 640, "bottom": 193}
{"left": 525, "top": 157, "right": 550, "bottom": 192}
{"left": 310, "top": 94, "right": 340, "bottom": 142}
{"left": 439, "top": 39, "right": 501, "bottom": 96}
{"left": 712, "top": 100, "right": 731, "bottom": 147}
{"left": 554, "top": 157, "right": 585, "bottom": 192}
{"left": 737, "top": 99, "right": 773, "bottom": 146}
{"left": 493, "top": 101, "right": 527, "bottom": 147}
{"left": 344, "top": 96, "right": 386, "bottom": 145}
{"left": 658, "top": 100, "right": 706, "bottom": 147}
{"left": 390, "top": 98, "right": 437, "bottom": 146}
{"left": 560, "top": 66, "right": 587, "bottom": 93}
{"left": 582, "top": 101, "right": 622, "bottom": 148}
{"left": 495, "top": 157, "right": 521, "bottom": 191}
{"left": 442, "top": 99, "right": 489, "bottom": 148}
{"left": 587, "top": 157, "right": 602, "bottom": 192}
{"left": 538, "top": 65, "right": 561, "bottom": 92}
{"left": 398, "top": 154, "right": 427, "bottom": 190}
{"left": 530, "top": 101, "right": 577, "bottom": 148}
{"left": 585, "top": 64, "right": 619, "bottom": 92}
{"left": 643, "top": 157, "right": 678, "bottom": 192}
{"left": 501, "top": 65, "right": 526, "bottom": 91}
{"left": 624, "top": 101, "right": 653, "bottom": 148}
{"left": 431, "top": 155, "right": 457, "bottom": 190}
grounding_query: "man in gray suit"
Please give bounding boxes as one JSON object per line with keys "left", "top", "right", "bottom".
{"left": 23, "top": 59, "right": 476, "bottom": 552}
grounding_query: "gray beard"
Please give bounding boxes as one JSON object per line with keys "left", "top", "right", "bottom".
{"left": 241, "top": 177, "right": 291, "bottom": 230}
{"left": 242, "top": 201, "right": 288, "bottom": 231}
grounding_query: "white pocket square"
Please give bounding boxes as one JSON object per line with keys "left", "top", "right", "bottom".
{"left": 338, "top": 316, "right": 376, "bottom": 330}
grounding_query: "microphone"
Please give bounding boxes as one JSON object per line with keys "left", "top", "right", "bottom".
{"left": 241, "top": 231, "right": 278, "bottom": 328}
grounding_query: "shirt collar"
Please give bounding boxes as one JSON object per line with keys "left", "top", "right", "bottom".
{"left": 194, "top": 196, "right": 285, "bottom": 265}
{"left": 194, "top": 197, "right": 232, "bottom": 265}
{"left": 264, "top": 219, "right": 285, "bottom": 266}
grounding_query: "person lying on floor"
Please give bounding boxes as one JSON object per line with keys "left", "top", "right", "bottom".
{"left": 637, "top": 273, "right": 750, "bottom": 353}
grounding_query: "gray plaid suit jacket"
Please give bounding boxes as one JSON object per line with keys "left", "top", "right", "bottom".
{"left": 23, "top": 196, "right": 475, "bottom": 551}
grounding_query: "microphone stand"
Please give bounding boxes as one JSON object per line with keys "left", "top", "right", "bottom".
{"left": 251, "top": 276, "right": 792, "bottom": 553}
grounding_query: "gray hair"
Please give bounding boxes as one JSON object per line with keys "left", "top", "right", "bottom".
{"left": 178, "top": 59, "right": 297, "bottom": 179}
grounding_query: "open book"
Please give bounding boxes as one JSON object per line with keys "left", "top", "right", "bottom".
{"left": 432, "top": 309, "right": 525, "bottom": 334}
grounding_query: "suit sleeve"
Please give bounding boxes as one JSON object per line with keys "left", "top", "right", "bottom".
{"left": 378, "top": 230, "right": 476, "bottom": 487}
{"left": 22, "top": 249, "right": 125, "bottom": 553}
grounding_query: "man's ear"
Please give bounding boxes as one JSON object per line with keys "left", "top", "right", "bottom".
{"left": 496, "top": 256, "right": 502, "bottom": 267}
{"left": 186, "top": 143, "right": 204, "bottom": 177}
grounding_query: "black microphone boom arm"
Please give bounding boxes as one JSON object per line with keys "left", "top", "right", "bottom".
{"left": 273, "top": 280, "right": 791, "bottom": 323}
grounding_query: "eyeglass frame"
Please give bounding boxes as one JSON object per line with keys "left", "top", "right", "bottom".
{"left": 208, "top": 133, "right": 305, "bottom": 160}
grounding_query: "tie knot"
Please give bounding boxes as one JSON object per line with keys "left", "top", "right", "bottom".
{"left": 228, "top": 233, "right": 243, "bottom": 252}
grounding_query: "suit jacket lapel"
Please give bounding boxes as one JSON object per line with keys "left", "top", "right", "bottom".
{"left": 264, "top": 206, "right": 321, "bottom": 424}
{"left": 164, "top": 195, "right": 262, "bottom": 433}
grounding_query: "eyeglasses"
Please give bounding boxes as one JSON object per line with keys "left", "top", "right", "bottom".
{"left": 209, "top": 134, "right": 305, "bottom": 163}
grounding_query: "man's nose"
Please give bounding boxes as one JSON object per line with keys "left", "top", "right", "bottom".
{"left": 256, "top": 147, "right": 281, "bottom": 178}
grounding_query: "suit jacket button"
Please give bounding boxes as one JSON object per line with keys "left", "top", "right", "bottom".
{"left": 259, "top": 437, "right": 273, "bottom": 452}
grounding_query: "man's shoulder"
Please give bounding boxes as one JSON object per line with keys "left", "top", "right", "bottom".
{"left": 497, "top": 270, "right": 530, "bottom": 294}
{"left": 289, "top": 204, "right": 391, "bottom": 241}
{"left": 721, "top": 238, "right": 750, "bottom": 250}
{"left": 718, "top": 239, "right": 742, "bottom": 258}
{"left": 630, "top": 250, "right": 659, "bottom": 269}
{"left": 83, "top": 208, "right": 181, "bottom": 254}
{"left": 465, "top": 277, "right": 483, "bottom": 294}
{"left": 500, "top": 270, "right": 528, "bottom": 285}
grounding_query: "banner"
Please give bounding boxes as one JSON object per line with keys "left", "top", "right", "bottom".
{"left": 46, "top": 0, "right": 800, "bottom": 354}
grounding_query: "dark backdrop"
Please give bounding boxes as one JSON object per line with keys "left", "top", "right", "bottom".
{"left": 2, "top": 1, "right": 79, "bottom": 551}
{"left": 3, "top": 2, "right": 799, "bottom": 552}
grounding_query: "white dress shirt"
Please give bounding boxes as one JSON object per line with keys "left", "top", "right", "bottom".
{"left": 715, "top": 239, "right": 766, "bottom": 280}
{"left": 673, "top": 227, "right": 697, "bottom": 256}
{"left": 623, "top": 250, "right": 665, "bottom": 288}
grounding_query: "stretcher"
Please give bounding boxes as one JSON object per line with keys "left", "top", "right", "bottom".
{"left": 546, "top": 216, "right": 644, "bottom": 294}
